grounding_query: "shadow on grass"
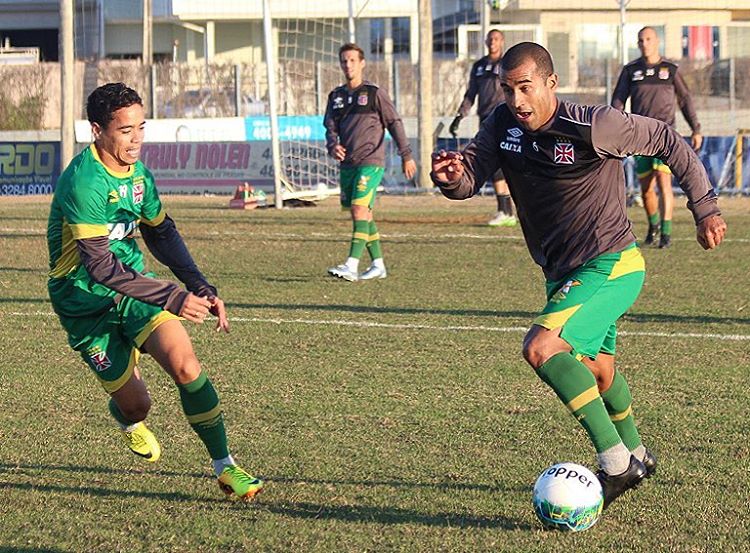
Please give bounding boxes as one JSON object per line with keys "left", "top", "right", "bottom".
{"left": 260, "top": 499, "right": 533, "bottom": 530}
{"left": 228, "top": 302, "right": 536, "bottom": 320}
{"left": 0, "top": 463, "right": 532, "bottom": 529}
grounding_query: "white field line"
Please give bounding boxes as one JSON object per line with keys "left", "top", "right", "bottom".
{"left": 2, "top": 227, "right": 749, "bottom": 243}
{"left": 8, "top": 311, "right": 750, "bottom": 341}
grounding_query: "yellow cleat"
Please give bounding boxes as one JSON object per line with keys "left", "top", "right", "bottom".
{"left": 121, "top": 422, "right": 161, "bottom": 463}
{"left": 218, "top": 465, "right": 264, "bottom": 501}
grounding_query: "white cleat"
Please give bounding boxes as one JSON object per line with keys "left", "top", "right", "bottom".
{"left": 487, "top": 212, "right": 518, "bottom": 227}
{"left": 328, "top": 264, "right": 358, "bottom": 282}
{"left": 359, "top": 265, "right": 387, "bottom": 281}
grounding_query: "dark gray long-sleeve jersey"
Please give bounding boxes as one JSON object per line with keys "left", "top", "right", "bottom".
{"left": 433, "top": 101, "right": 719, "bottom": 281}
{"left": 77, "top": 215, "right": 216, "bottom": 316}
{"left": 611, "top": 58, "right": 701, "bottom": 133}
{"left": 324, "top": 80, "right": 412, "bottom": 168}
{"left": 457, "top": 55, "right": 505, "bottom": 122}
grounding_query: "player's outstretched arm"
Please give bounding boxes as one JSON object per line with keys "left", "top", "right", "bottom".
{"left": 696, "top": 214, "right": 727, "bottom": 250}
{"left": 140, "top": 215, "right": 218, "bottom": 299}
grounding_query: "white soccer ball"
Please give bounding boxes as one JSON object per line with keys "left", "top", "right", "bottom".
{"left": 532, "top": 462, "right": 604, "bottom": 532}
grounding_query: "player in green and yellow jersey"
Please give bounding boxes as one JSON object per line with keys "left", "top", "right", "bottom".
{"left": 47, "top": 83, "right": 262, "bottom": 501}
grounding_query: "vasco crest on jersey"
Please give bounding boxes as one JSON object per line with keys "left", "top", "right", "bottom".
{"left": 554, "top": 142, "right": 575, "bottom": 165}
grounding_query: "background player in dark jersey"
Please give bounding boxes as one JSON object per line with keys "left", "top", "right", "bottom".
{"left": 449, "top": 29, "right": 517, "bottom": 227}
{"left": 324, "top": 43, "right": 416, "bottom": 282}
{"left": 612, "top": 26, "right": 703, "bottom": 248}
{"left": 47, "top": 83, "right": 263, "bottom": 501}
{"left": 432, "top": 43, "right": 726, "bottom": 509}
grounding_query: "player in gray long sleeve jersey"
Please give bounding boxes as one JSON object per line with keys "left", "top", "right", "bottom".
{"left": 324, "top": 43, "right": 416, "bottom": 282}
{"left": 449, "top": 29, "right": 517, "bottom": 227}
{"left": 612, "top": 26, "right": 703, "bottom": 249}
{"left": 432, "top": 43, "right": 726, "bottom": 510}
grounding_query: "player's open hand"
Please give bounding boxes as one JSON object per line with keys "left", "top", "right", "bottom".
{"left": 696, "top": 214, "right": 727, "bottom": 250}
{"left": 208, "top": 296, "right": 230, "bottom": 333}
{"left": 403, "top": 158, "right": 417, "bottom": 180}
{"left": 332, "top": 144, "right": 347, "bottom": 161}
{"left": 431, "top": 150, "right": 464, "bottom": 184}
{"left": 180, "top": 293, "right": 212, "bottom": 324}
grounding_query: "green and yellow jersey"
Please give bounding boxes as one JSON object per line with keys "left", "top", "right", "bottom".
{"left": 47, "top": 144, "right": 165, "bottom": 316}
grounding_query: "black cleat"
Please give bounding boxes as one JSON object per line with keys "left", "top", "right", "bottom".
{"left": 597, "top": 456, "right": 648, "bottom": 509}
{"left": 658, "top": 234, "right": 671, "bottom": 249}
{"left": 642, "top": 449, "right": 657, "bottom": 477}
{"left": 643, "top": 224, "right": 659, "bottom": 246}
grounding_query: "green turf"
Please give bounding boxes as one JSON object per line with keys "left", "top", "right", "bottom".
{"left": 0, "top": 193, "right": 748, "bottom": 552}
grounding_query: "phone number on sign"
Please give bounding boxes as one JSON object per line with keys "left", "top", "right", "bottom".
{"left": 0, "top": 183, "right": 54, "bottom": 195}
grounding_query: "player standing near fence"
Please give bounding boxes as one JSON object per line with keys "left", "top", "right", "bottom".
{"left": 611, "top": 26, "right": 703, "bottom": 249}
{"left": 432, "top": 42, "right": 726, "bottom": 508}
{"left": 47, "top": 83, "right": 263, "bottom": 501}
{"left": 324, "top": 43, "right": 416, "bottom": 282}
{"left": 450, "top": 29, "right": 517, "bottom": 227}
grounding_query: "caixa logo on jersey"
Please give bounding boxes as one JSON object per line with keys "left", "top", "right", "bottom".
{"left": 500, "top": 127, "right": 523, "bottom": 153}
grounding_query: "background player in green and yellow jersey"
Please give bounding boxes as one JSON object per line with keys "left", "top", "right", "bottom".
{"left": 47, "top": 83, "right": 262, "bottom": 500}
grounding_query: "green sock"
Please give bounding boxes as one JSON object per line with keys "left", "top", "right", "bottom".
{"left": 109, "top": 398, "right": 136, "bottom": 426}
{"left": 648, "top": 213, "right": 660, "bottom": 227}
{"left": 178, "top": 371, "right": 229, "bottom": 460}
{"left": 366, "top": 220, "right": 383, "bottom": 261}
{"left": 601, "top": 371, "right": 642, "bottom": 451}
{"left": 348, "top": 219, "right": 369, "bottom": 260}
{"left": 661, "top": 219, "right": 672, "bottom": 236}
{"left": 536, "top": 352, "right": 623, "bottom": 453}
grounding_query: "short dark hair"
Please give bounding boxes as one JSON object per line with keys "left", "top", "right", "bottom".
{"left": 86, "top": 83, "right": 142, "bottom": 128}
{"left": 501, "top": 42, "right": 554, "bottom": 78}
{"left": 487, "top": 29, "right": 504, "bottom": 40}
{"left": 339, "top": 43, "right": 365, "bottom": 61}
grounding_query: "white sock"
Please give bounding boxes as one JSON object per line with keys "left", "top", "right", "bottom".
{"left": 120, "top": 422, "right": 139, "bottom": 432}
{"left": 371, "top": 258, "right": 385, "bottom": 269}
{"left": 597, "top": 442, "right": 631, "bottom": 475}
{"left": 345, "top": 257, "right": 359, "bottom": 271}
{"left": 212, "top": 454, "right": 236, "bottom": 477}
{"left": 631, "top": 444, "right": 646, "bottom": 462}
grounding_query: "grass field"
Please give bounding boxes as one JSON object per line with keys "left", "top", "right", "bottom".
{"left": 0, "top": 193, "right": 748, "bottom": 552}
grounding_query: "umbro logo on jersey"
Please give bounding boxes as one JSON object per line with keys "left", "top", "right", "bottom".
{"left": 508, "top": 128, "right": 523, "bottom": 138}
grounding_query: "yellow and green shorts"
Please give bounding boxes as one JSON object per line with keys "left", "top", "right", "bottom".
{"left": 533, "top": 244, "right": 646, "bottom": 359}
{"left": 634, "top": 155, "right": 671, "bottom": 179}
{"left": 55, "top": 294, "right": 178, "bottom": 393}
{"left": 340, "top": 165, "right": 384, "bottom": 209}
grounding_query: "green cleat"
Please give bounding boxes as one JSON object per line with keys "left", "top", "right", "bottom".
{"left": 121, "top": 422, "right": 161, "bottom": 463}
{"left": 218, "top": 465, "right": 264, "bottom": 501}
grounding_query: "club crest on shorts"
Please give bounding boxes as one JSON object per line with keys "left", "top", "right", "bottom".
{"left": 551, "top": 279, "right": 582, "bottom": 303}
{"left": 86, "top": 346, "right": 111, "bottom": 372}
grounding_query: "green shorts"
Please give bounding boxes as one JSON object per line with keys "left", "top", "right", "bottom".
{"left": 54, "top": 293, "right": 179, "bottom": 393}
{"left": 634, "top": 155, "right": 671, "bottom": 178}
{"left": 340, "top": 166, "right": 384, "bottom": 209}
{"left": 533, "top": 244, "right": 646, "bottom": 359}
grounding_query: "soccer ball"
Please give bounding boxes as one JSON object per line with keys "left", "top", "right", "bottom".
{"left": 532, "top": 462, "right": 603, "bottom": 532}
